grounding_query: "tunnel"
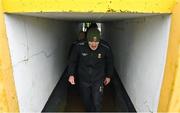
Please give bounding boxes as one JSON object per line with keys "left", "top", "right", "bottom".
{"left": 4, "top": 12, "right": 171, "bottom": 112}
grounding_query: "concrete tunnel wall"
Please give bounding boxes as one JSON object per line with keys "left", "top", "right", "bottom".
{"left": 102, "top": 15, "right": 171, "bottom": 112}
{"left": 4, "top": 14, "right": 171, "bottom": 112}
{"left": 4, "top": 15, "right": 79, "bottom": 112}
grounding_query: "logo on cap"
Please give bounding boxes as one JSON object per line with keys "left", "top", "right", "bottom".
{"left": 93, "top": 37, "right": 97, "bottom": 42}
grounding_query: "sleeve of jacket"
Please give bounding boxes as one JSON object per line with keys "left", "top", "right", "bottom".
{"left": 67, "top": 44, "right": 79, "bottom": 77}
{"left": 105, "top": 47, "right": 113, "bottom": 78}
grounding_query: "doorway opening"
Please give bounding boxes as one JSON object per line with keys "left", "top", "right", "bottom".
{"left": 4, "top": 12, "right": 171, "bottom": 112}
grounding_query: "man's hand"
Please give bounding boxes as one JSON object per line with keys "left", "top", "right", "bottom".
{"left": 104, "top": 77, "right": 111, "bottom": 86}
{"left": 68, "top": 75, "right": 75, "bottom": 85}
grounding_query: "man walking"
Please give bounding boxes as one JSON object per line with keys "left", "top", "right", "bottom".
{"left": 68, "top": 28, "right": 113, "bottom": 112}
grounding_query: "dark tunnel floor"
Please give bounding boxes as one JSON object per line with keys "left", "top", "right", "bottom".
{"left": 65, "top": 83, "right": 116, "bottom": 112}
{"left": 42, "top": 68, "right": 136, "bottom": 112}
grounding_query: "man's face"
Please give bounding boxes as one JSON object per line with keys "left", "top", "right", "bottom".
{"left": 88, "top": 40, "right": 99, "bottom": 51}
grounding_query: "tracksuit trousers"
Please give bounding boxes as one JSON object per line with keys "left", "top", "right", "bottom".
{"left": 79, "top": 80, "right": 104, "bottom": 112}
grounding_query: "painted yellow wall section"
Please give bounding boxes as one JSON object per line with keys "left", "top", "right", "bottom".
{"left": 0, "top": 70, "right": 8, "bottom": 112}
{"left": 158, "top": 0, "right": 180, "bottom": 112}
{"left": 0, "top": 0, "right": 19, "bottom": 112}
{"left": 0, "top": 0, "right": 179, "bottom": 112}
{"left": 169, "top": 47, "right": 180, "bottom": 111}
{"left": 2, "top": 0, "right": 176, "bottom": 13}
{"left": 167, "top": 1, "right": 180, "bottom": 111}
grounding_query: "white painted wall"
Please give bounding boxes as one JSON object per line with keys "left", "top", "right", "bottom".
{"left": 102, "top": 15, "right": 171, "bottom": 112}
{"left": 4, "top": 14, "right": 171, "bottom": 112}
{"left": 5, "top": 15, "right": 78, "bottom": 112}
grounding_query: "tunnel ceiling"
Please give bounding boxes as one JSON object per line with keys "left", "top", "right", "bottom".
{"left": 13, "top": 12, "right": 162, "bottom": 22}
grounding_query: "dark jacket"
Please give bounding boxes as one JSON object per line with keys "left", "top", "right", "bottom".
{"left": 68, "top": 40, "right": 113, "bottom": 83}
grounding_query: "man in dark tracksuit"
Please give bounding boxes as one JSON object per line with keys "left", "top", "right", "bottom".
{"left": 68, "top": 31, "right": 86, "bottom": 58}
{"left": 68, "top": 28, "right": 113, "bottom": 112}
